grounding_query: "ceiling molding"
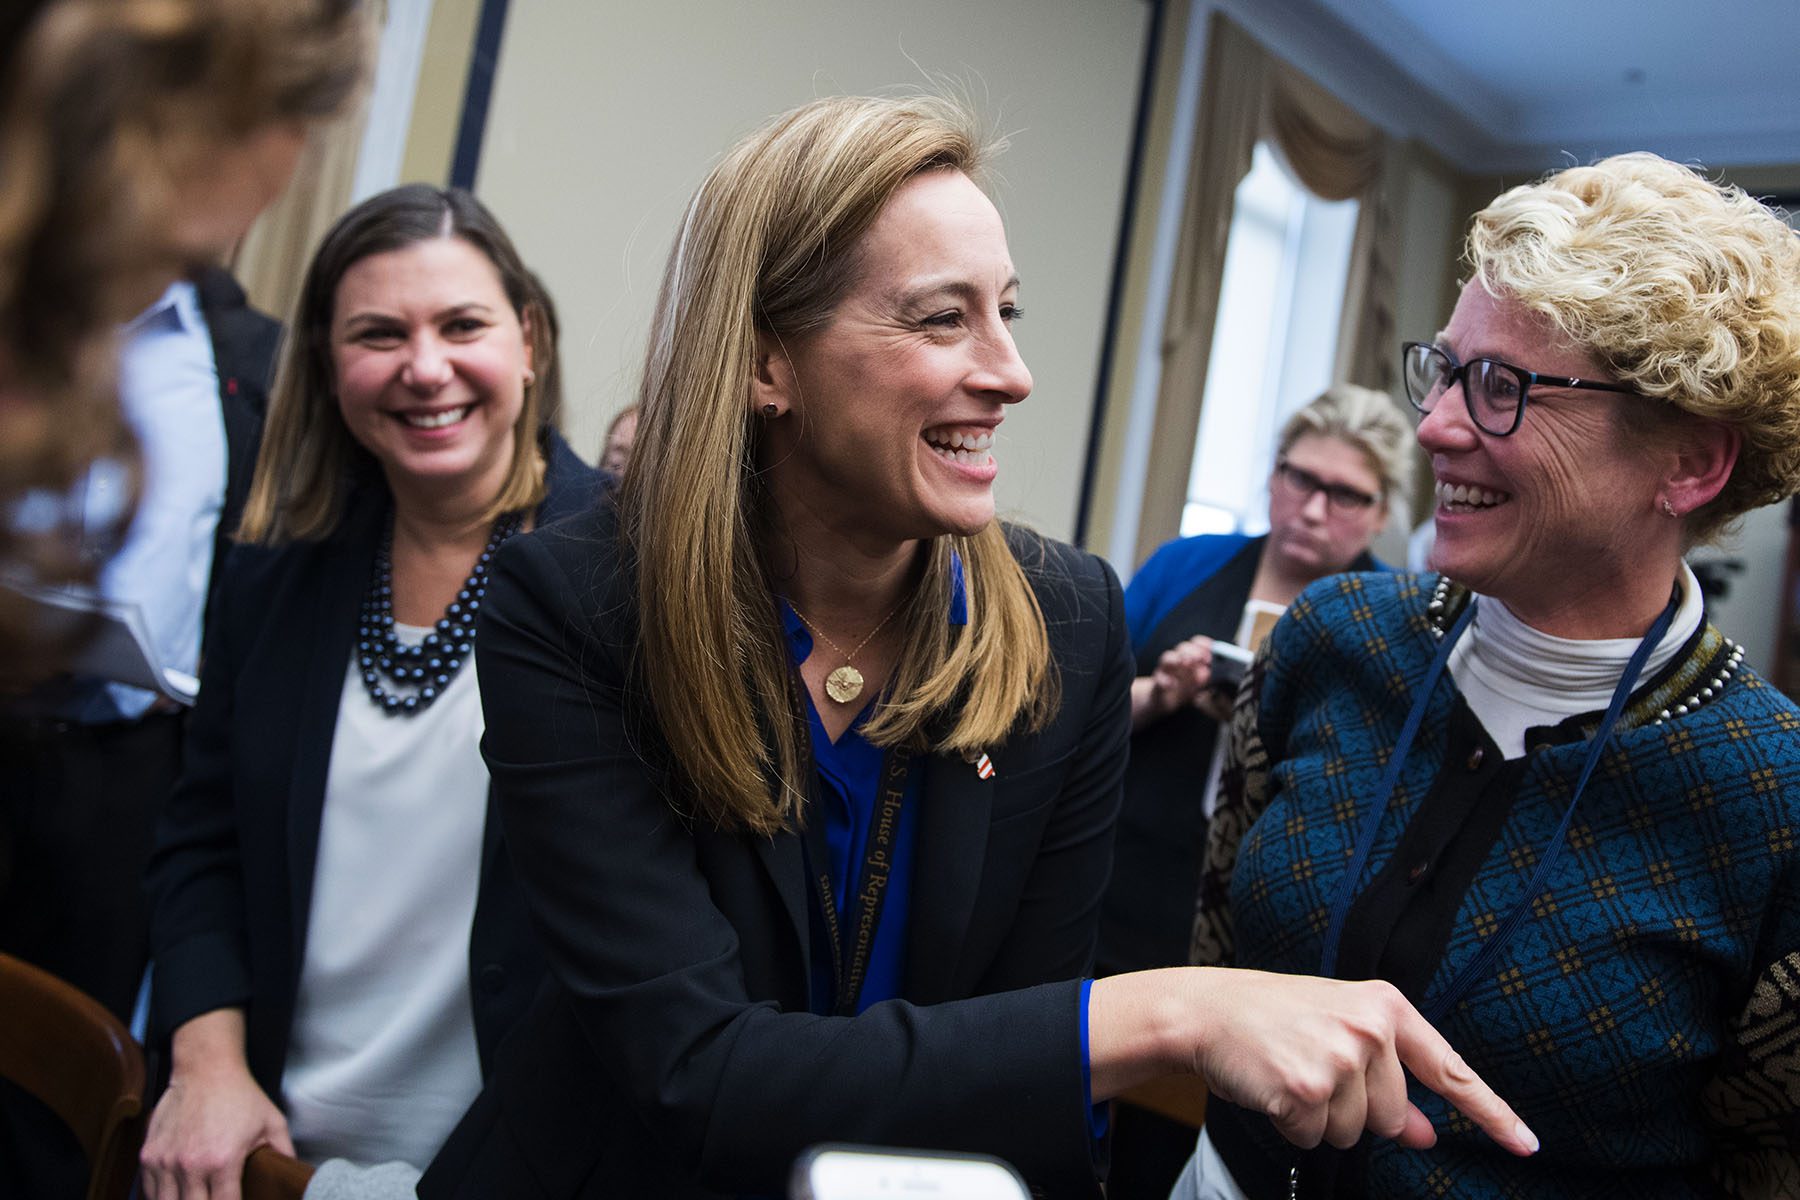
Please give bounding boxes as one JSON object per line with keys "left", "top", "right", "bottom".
{"left": 1490, "top": 128, "right": 1800, "bottom": 176}
{"left": 1210, "top": 0, "right": 1511, "bottom": 168}
{"left": 1293, "top": 0, "right": 1800, "bottom": 174}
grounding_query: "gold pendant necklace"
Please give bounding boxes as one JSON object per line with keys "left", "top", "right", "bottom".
{"left": 787, "top": 599, "right": 906, "bottom": 705}
{"left": 825, "top": 664, "right": 865, "bottom": 705}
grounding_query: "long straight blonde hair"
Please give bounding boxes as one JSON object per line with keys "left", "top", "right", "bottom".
{"left": 622, "top": 95, "right": 1056, "bottom": 836}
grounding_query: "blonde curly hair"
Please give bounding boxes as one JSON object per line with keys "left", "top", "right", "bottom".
{"left": 1468, "top": 152, "right": 1800, "bottom": 540}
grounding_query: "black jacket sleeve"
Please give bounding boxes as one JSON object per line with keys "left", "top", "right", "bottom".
{"left": 466, "top": 519, "right": 1129, "bottom": 1197}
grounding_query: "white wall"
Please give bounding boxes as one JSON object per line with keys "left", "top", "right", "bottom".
{"left": 474, "top": 0, "right": 1150, "bottom": 540}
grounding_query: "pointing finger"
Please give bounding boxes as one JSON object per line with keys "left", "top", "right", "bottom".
{"left": 1395, "top": 1010, "right": 1537, "bottom": 1156}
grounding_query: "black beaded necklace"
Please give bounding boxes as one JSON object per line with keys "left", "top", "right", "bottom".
{"left": 355, "top": 510, "right": 523, "bottom": 715}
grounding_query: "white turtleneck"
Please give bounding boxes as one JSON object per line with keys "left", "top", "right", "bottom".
{"left": 1446, "top": 563, "right": 1704, "bottom": 758}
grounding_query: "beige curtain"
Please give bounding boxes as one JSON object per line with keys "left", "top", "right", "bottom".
{"left": 1267, "top": 52, "right": 1398, "bottom": 391}
{"left": 1333, "top": 151, "right": 1401, "bottom": 392}
{"left": 1138, "top": 15, "right": 1266, "bottom": 566}
{"left": 229, "top": 0, "right": 386, "bottom": 321}
{"left": 1136, "top": 13, "right": 1397, "bottom": 563}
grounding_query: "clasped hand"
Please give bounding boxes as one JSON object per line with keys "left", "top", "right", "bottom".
{"left": 1143, "top": 636, "right": 1233, "bottom": 725}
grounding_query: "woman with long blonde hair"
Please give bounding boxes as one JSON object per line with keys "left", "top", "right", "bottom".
{"left": 422, "top": 96, "right": 1530, "bottom": 1199}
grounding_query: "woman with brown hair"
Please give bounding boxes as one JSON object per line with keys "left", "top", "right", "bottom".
{"left": 141, "top": 184, "right": 599, "bottom": 1198}
{"left": 421, "top": 95, "right": 1530, "bottom": 1199}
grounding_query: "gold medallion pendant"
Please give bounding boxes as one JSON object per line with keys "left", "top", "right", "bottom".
{"left": 789, "top": 598, "right": 904, "bottom": 707}
{"left": 825, "top": 665, "right": 865, "bottom": 704}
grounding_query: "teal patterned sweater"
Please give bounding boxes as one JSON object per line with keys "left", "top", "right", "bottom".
{"left": 1193, "top": 571, "right": 1800, "bottom": 1199}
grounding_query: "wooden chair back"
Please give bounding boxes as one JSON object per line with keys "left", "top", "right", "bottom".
{"left": 0, "top": 952, "right": 146, "bottom": 1200}
{"left": 243, "top": 1146, "right": 316, "bottom": 1200}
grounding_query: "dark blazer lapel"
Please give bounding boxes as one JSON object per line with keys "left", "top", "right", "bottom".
{"left": 751, "top": 831, "right": 810, "bottom": 975}
{"left": 286, "top": 494, "right": 384, "bottom": 956}
{"left": 906, "top": 751, "right": 993, "bottom": 1004}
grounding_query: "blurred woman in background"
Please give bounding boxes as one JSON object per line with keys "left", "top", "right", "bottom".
{"left": 1097, "top": 383, "right": 1409, "bottom": 1197}
{"left": 1, "top": 5, "right": 363, "bottom": 1194}
{"left": 599, "top": 402, "right": 638, "bottom": 476}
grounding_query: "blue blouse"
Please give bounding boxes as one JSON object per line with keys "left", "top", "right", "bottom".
{"left": 778, "top": 551, "right": 1104, "bottom": 1142}
{"left": 777, "top": 565, "right": 957, "bottom": 1014}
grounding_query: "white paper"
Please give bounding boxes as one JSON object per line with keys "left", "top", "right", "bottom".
{"left": 4, "top": 580, "right": 198, "bottom": 704}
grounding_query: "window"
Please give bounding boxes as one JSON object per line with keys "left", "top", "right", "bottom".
{"left": 1181, "top": 142, "right": 1359, "bottom": 536}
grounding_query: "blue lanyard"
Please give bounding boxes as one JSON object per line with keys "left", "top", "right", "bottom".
{"left": 1317, "top": 588, "right": 1680, "bottom": 1023}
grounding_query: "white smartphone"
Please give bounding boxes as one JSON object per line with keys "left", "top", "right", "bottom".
{"left": 789, "top": 1144, "right": 1032, "bottom": 1200}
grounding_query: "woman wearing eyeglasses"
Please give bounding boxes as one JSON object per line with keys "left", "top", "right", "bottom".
{"left": 1098, "top": 385, "right": 1409, "bottom": 1195}
{"left": 1177, "top": 154, "right": 1800, "bottom": 1199}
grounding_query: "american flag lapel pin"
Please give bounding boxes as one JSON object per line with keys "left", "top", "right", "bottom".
{"left": 974, "top": 752, "right": 995, "bottom": 780}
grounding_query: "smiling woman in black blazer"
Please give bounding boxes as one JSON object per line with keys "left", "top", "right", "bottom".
{"left": 422, "top": 97, "right": 1532, "bottom": 1200}
{"left": 141, "top": 186, "right": 600, "bottom": 1198}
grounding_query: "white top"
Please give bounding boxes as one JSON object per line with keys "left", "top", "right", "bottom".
{"left": 282, "top": 623, "right": 487, "bottom": 1168}
{"left": 1448, "top": 563, "right": 1704, "bottom": 758}
{"left": 1175, "top": 1129, "right": 1251, "bottom": 1200}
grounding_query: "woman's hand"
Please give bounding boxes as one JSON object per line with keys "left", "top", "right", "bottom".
{"left": 1088, "top": 968, "right": 1538, "bottom": 1157}
{"left": 1130, "top": 636, "right": 1219, "bottom": 730}
{"left": 141, "top": 1009, "right": 295, "bottom": 1200}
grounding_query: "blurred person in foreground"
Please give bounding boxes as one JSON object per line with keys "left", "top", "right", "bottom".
{"left": 0, "top": 258, "right": 279, "bottom": 1069}
{"left": 0, "top": 0, "right": 363, "bottom": 679}
{"left": 416, "top": 94, "right": 1533, "bottom": 1200}
{"left": 1097, "top": 384, "right": 1409, "bottom": 1198}
{"left": 0, "top": 3, "right": 362, "bottom": 1195}
{"left": 140, "top": 186, "right": 599, "bottom": 1198}
{"left": 1178, "top": 154, "right": 1800, "bottom": 1198}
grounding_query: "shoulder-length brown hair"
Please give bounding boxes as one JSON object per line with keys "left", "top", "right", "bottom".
{"left": 623, "top": 95, "right": 1056, "bottom": 836}
{"left": 239, "top": 184, "right": 560, "bottom": 544}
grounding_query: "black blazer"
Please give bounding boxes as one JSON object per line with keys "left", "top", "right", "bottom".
{"left": 146, "top": 435, "right": 601, "bottom": 1100}
{"left": 418, "top": 500, "right": 1133, "bottom": 1200}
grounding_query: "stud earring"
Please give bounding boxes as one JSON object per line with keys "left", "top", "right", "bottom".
{"left": 1660, "top": 497, "right": 1678, "bottom": 518}
{"left": 761, "top": 402, "right": 780, "bottom": 418}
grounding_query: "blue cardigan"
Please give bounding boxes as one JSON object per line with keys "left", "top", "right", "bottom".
{"left": 1198, "top": 571, "right": 1800, "bottom": 1198}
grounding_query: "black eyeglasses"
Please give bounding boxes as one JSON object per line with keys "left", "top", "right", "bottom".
{"left": 1273, "top": 460, "right": 1381, "bottom": 513}
{"left": 1400, "top": 341, "right": 1640, "bottom": 437}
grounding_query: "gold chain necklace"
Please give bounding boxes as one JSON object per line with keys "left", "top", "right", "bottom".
{"left": 787, "top": 599, "right": 906, "bottom": 704}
